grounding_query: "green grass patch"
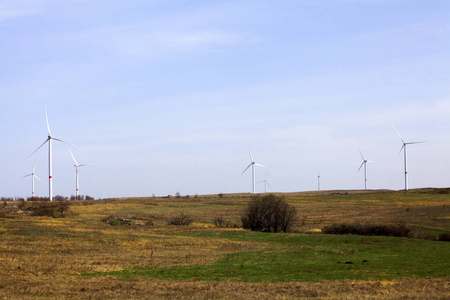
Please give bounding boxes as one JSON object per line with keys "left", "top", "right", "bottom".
{"left": 81, "top": 233, "right": 450, "bottom": 282}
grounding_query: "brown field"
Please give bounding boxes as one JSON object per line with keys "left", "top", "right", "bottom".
{"left": 0, "top": 189, "right": 449, "bottom": 299}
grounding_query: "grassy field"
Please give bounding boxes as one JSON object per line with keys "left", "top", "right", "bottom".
{"left": 0, "top": 189, "right": 449, "bottom": 299}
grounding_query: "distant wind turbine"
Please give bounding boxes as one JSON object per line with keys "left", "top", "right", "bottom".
{"left": 21, "top": 162, "right": 43, "bottom": 198}
{"left": 358, "top": 149, "right": 373, "bottom": 190}
{"left": 242, "top": 148, "right": 265, "bottom": 194}
{"left": 393, "top": 126, "right": 425, "bottom": 191}
{"left": 29, "top": 108, "right": 76, "bottom": 201}
{"left": 258, "top": 171, "right": 271, "bottom": 193}
{"left": 69, "top": 149, "right": 87, "bottom": 200}
{"left": 317, "top": 172, "right": 321, "bottom": 191}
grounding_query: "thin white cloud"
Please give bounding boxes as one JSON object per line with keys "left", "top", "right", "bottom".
{"left": 112, "top": 29, "right": 246, "bottom": 58}
{"left": 0, "top": 0, "right": 45, "bottom": 21}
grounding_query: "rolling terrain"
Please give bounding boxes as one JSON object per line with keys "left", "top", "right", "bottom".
{"left": 0, "top": 189, "right": 449, "bottom": 299}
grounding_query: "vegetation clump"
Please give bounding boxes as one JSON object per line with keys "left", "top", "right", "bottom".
{"left": 168, "top": 213, "right": 193, "bottom": 225}
{"left": 26, "top": 200, "right": 71, "bottom": 218}
{"left": 102, "top": 214, "right": 154, "bottom": 226}
{"left": 213, "top": 216, "right": 238, "bottom": 228}
{"left": 438, "top": 233, "right": 450, "bottom": 242}
{"left": 241, "top": 194, "right": 297, "bottom": 233}
{"left": 322, "top": 223, "right": 412, "bottom": 238}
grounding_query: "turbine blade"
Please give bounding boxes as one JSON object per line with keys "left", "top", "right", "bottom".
{"left": 248, "top": 148, "right": 254, "bottom": 162}
{"left": 257, "top": 180, "right": 265, "bottom": 184}
{"left": 358, "top": 161, "right": 365, "bottom": 172}
{"left": 53, "top": 137, "right": 79, "bottom": 149}
{"left": 359, "top": 148, "right": 365, "bottom": 161}
{"left": 21, "top": 173, "right": 32, "bottom": 178}
{"left": 69, "top": 149, "right": 78, "bottom": 165}
{"left": 266, "top": 182, "right": 272, "bottom": 188}
{"left": 392, "top": 124, "right": 406, "bottom": 144}
{"left": 45, "top": 106, "right": 52, "bottom": 136}
{"left": 34, "top": 174, "right": 44, "bottom": 183}
{"left": 406, "top": 141, "right": 426, "bottom": 145}
{"left": 398, "top": 144, "right": 405, "bottom": 155}
{"left": 255, "top": 163, "right": 266, "bottom": 168}
{"left": 28, "top": 138, "right": 49, "bottom": 157}
{"left": 241, "top": 163, "right": 252, "bottom": 175}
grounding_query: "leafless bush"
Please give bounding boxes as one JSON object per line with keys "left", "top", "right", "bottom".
{"left": 102, "top": 214, "right": 154, "bottom": 226}
{"left": 168, "top": 213, "right": 193, "bottom": 226}
{"left": 241, "top": 194, "right": 297, "bottom": 233}
{"left": 438, "top": 233, "right": 450, "bottom": 241}
{"left": 30, "top": 202, "right": 58, "bottom": 217}
{"left": 213, "top": 216, "right": 231, "bottom": 228}
{"left": 56, "top": 200, "right": 71, "bottom": 217}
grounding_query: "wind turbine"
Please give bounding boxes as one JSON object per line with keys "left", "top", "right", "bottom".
{"left": 241, "top": 148, "right": 265, "bottom": 194}
{"left": 358, "top": 149, "right": 373, "bottom": 190}
{"left": 21, "top": 162, "right": 43, "bottom": 198}
{"left": 29, "top": 108, "right": 76, "bottom": 201}
{"left": 69, "top": 149, "right": 87, "bottom": 200}
{"left": 258, "top": 171, "right": 271, "bottom": 193}
{"left": 317, "top": 172, "right": 321, "bottom": 191}
{"left": 393, "top": 126, "right": 425, "bottom": 191}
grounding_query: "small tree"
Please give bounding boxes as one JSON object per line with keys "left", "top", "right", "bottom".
{"left": 241, "top": 194, "right": 297, "bottom": 233}
{"left": 56, "top": 200, "right": 70, "bottom": 217}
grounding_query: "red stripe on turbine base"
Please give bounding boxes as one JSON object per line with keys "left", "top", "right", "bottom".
{"left": 49, "top": 176, "right": 52, "bottom": 178}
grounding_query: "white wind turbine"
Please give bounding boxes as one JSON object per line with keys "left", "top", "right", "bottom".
{"left": 242, "top": 148, "right": 265, "bottom": 194}
{"left": 393, "top": 126, "right": 425, "bottom": 191}
{"left": 317, "top": 172, "right": 321, "bottom": 191}
{"left": 258, "top": 171, "right": 271, "bottom": 193}
{"left": 29, "top": 108, "right": 76, "bottom": 201}
{"left": 21, "top": 162, "right": 43, "bottom": 198}
{"left": 69, "top": 149, "right": 87, "bottom": 200}
{"left": 358, "top": 149, "right": 373, "bottom": 190}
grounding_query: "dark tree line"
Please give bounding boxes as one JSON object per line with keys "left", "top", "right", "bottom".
{"left": 1, "top": 195, "right": 95, "bottom": 201}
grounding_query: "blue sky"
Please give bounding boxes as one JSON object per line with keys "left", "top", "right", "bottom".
{"left": 1, "top": 0, "right": 449, "bottom": 198}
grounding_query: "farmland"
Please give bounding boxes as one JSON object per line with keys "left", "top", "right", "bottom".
{"left": 0, "top": 189, "right": 449, "bottom": 299}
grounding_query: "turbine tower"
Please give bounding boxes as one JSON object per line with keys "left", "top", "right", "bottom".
{"left": 29, "top": 108, "right": 75, "bottom": 201}
{"left": 69, "top": 149, "right": 87, "bottom": 200}
{"left": 242, "top": 148, "right": 265, "bottom": 194}
{"left": 358, "top": 149, "right": 373, "bottom": 190}
{"left": 317, "top": 172, "right": 321, "bottom": 191}
{"left": 258, "top": 171, "right": 271, "bottom": 193}
{"left": 21, "top": 162, "right": 43, "bottom": 198}
{"left": 393, "top": 126, "right": 425, "bottom": 191}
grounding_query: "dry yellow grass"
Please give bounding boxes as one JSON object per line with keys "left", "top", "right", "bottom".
{"left": 0, "top": 189, "right": 449, "bottom": 299}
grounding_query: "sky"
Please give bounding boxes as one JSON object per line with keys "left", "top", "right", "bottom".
{"left": 1, "top": 0, "right": 449, "bottom": 199}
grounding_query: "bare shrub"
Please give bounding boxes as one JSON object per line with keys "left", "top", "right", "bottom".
{"left": 30, "top": 202, "right": 58, "bottom": 217}
{"left": 438, "top": 233, "right": 450, "bottom": 241}
{"left": 213, "top": 216, "right": 231, "bottom": 228}
{"left": 241, "top": 194, "right": 297, "bottom": 233}
{"left": 168, "top": 213, "right": 193, "bottom": 225}
{"left": 56, "top": 200, "right": 71, "bottom": 217}
{"left": 102, "top": 214, "right": 154, "bottom": 226}
{"left": 17, "top": 200, "right": 29, "bottom": 210}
